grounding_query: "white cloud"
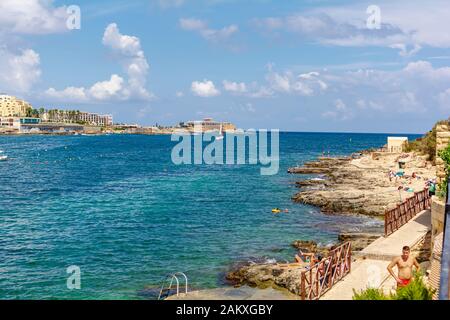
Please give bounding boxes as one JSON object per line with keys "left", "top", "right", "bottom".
{"left": 265, "top": 68, "right": 328, "bottom": 96}
{"left": 103, "top": 23, "right": 143, "bottom": 57}
{"left": 45, "top": 23, "right": 152, "bottom": 102}
{"left": 45, "top": 74, "right": 125, "bottom": 102}
{"left": 397, "top": 91, "right": 422, "bottom": 112}
{"left": 102, "top": 23, "right": 151, "bottom": 100}
{"left": 212, "top": 59, "right": 450, "bottom": 119}
{"left": 45, "top": 87, "right": 87, "bottom": 102}
{"left": 324, "top": 60, "right": 450, "bottom": 115}
{"left": 217, "top": 68, "right": 327, "bottom": 99}
{"left": 389, "top": 43, "right": 422, "bottom": 57}
{"left": 254, "top": 12, "right": 410, "bottom": 52}
{"left": 356, "top": 99, "right": 384, "bottom": 111}
{"left": 245, "top": 103, "right": 256, "bottom": 113}
{"left": 438, "top": 88, "right": 450, "bottom": 110}
{"left": 89, "top": 74, "right": 124, "bottom": 100}
{"left": 377, "top": 0, "right": 450, "bottom": 48}
{"left": 253, "top": 1, "right": 450, "bottom": 56}
{"left": 322, "top": 99, "right": 353, "bottom": 121}
{"left": 191, "top": 80, "right": 220, "bottom": 97}
{"left": 267, "top": 72, "right": 291, "bottom": 93}
{"left": 176, "top": 91, "right": 184, "bottom": 97}
{"left": 179, "top": 18, "right": 207, "bottom": 31}
{"left": 343, "top": 61, "right": 450, "bottom": 92}
{"left": 0, "top": 0, "right": 69, "bottom": 34}
{"left": 0, "top": 1, "right": 80, "bottom": 95}
{"left": 223, "top": 80, "right": 247, "bottom": 93}
{"left": 0, "top": 48, "right": 41, "bottom": 92}
{"left": 248, "top": 86, "right": 274, "bottom": 98}
{"left": 179, "top": 18, "right": 238, "bottom": 42}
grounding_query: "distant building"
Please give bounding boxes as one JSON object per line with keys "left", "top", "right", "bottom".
{"left": 0, "top": 117, "right": 40, "bottom": 129}
{"left": 0, "top": 95, "right": 32, "bottom": 117}
{"left": 42, "top": 110, "right": 113, "bottom": 126}
{"left": 77, "top": 112, "right": 113, "bottom": 126}
{"left": 0, "top": 116, "right": 85, "bottom": 134}
{"left": 179, "top": 118, "right": 236, "bottom": 132}
{"left": 387, "top": 137, "right": 408, "bottom": 153}
{"left": 20, "top": 123, "right": 84, "bottom": 134}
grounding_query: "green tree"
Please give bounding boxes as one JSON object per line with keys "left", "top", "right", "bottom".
{"left": 437, "top": 143, "right": 450, "bottom": 198}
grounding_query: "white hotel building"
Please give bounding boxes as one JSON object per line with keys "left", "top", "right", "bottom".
{"left": 77, "top": 112, "right": 113, "bottom": 126}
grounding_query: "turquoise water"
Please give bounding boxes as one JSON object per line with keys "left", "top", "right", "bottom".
{"left": 0, "top": 132, "right": 420, "bottom": 299}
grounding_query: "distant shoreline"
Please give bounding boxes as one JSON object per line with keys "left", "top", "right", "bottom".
{"left": 0, "top": 131, "right": 424, "bottom": 137}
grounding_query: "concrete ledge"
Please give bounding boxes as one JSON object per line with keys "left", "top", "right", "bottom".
{"left": 359, "top": 210, "right": 430, "bottom": 261}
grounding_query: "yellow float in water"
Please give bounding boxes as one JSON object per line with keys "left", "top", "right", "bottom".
{"left": 272, "top": 208, "right": 281, "bottom": 214}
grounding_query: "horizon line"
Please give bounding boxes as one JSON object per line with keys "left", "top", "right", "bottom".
{"left": 277, "top": 130, "right": 425, "bottom": 135}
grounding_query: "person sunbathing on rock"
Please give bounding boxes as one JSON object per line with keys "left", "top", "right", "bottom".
{"left": 279, "top": 250, "right": 322, "bottom": 269}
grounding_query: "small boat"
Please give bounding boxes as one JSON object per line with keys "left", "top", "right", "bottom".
{"left": 216, "top": 123, "right": 224, "bottom": 140}
{"left": 0, "top": 155, "right": 8, "bottom": 161}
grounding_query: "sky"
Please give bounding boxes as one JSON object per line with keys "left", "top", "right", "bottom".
{"left": 1, "top": 0, "right": 450, "bottom": 133}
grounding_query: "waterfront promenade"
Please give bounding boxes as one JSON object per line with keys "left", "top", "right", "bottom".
{"left": 321, "top": 209, "right": 431, "bottom": 300}
{"left": 167, "top": 286, "right": 301, "bottom": 300}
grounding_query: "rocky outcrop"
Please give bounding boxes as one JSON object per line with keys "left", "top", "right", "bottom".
{"left": 224, "top": 234, "right": 384, "bottom": 295}
{"left": 295, "top": 179, "right": 328, "bottom": 188}
{"left": 225, "top": 240, "right": 334, "bottom": 294}
{"left": 288, "top": 158, "right": 349, "bottom": 174}
{"left": 291, "top": 240, "right": 331, "bottom": 256}
{"left": 288, "top": 167, "right": 330, "bottom": 174}
{"left": 226, "top": 152, "right": 435, "bottom": 297}
{"left": 338, "top": 232, "right": 382, "bottom": 251}
{"left": 292, "top": 152, "right": 436, "bottom": 216}
{"left": 225, "top": 263, "right": 304, "bottom": 294}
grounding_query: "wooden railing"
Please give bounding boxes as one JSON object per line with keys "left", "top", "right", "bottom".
{"left": 384, "top": 188, "right": 431, "bottom": 236}
{"left": 300, "top": 241, "right": 352, "bottom": 300}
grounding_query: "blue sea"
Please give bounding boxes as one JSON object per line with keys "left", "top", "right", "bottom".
{"left": 0, "top": 132, "right": 420, "bottom": 299}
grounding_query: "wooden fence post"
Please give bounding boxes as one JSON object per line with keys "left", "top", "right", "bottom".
{"left": 300, "top": 273, "right": 305, "bottom": 300}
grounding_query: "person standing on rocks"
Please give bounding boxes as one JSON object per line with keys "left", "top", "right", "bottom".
{"left": 387, "top": 246, "right": 420, "bottom": 288}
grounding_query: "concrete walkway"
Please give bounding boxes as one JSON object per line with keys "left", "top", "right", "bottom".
{"left": 167, "top": 286, "right": 301, "bottom": 300}
{"left": 321, "top": 209, "right": 431, "bottom": 300}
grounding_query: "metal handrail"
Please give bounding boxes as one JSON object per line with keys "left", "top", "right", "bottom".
{"left": 438, "top": 182, "right": 450, "bottom": 300}
{"left": 173, "top": 272, "right": 188, "bottom": 294}
{"left": 158, "top": 275, "right": 172, "bottom": 300}
{"left": 158, "top": 272, "right": 188, "bottom": 300}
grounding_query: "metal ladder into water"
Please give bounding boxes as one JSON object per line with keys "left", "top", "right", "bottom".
{"left": 158, "top": 272, "right": 188, "bottom": 300}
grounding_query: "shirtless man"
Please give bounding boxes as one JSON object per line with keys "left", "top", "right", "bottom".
{"left": 387, "top": 246, "right": 420, "bottom": 288}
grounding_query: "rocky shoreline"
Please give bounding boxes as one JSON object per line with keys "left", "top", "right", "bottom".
{"left": 291, "top": 152, "right": 435, "bottom": 216}
{"left": 225, "top": 235, "right": 382, "bottom": 292}
{"left": 225, "top": 150, "right": 436, "bottom": 294}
